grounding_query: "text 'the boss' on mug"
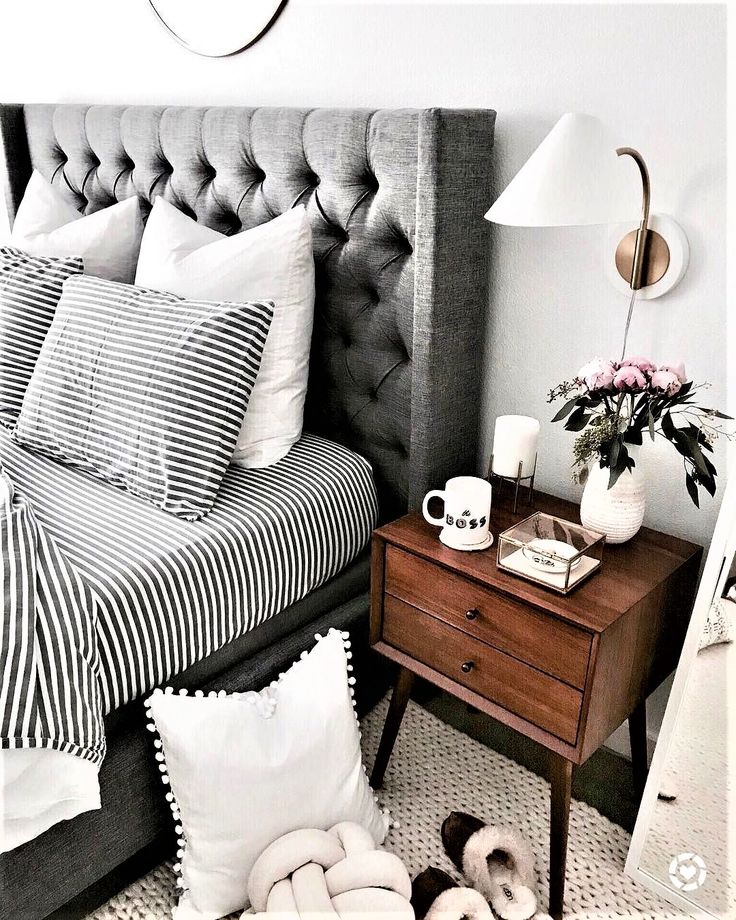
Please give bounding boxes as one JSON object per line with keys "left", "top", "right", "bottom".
{"left": 422, "top": 476, "right": 493, "bottom": 551}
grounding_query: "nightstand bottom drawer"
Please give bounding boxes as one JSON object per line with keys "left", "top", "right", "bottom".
{"left": 383, "top": 595, "right": 583, "bottom": 744}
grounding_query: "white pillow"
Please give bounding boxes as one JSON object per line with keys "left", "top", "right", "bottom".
{"left": 10, "top": 171, "right": 143, "bottom": 283}
{"left": 146, "top": 630, "right": 387, "bottom": 920}
{"left": 135, "top": 198, "right": 315, "bottom": 468}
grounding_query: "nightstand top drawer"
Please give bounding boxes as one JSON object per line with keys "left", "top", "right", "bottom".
{"left": 385, "top": 545, "right": 591, "bottom": 688}
{"left": 375, "top": 502, "right": 702, "bottom": 633}
{"left": 382, "top": 595, "right": 583, "bottom": 744}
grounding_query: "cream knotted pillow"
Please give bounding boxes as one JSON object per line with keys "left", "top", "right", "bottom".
{"left": 245, "top": 822, "right": 414, "bottom": 919}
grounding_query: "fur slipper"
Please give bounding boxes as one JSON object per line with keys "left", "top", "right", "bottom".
{"left": 441, "top": 812, "right": 539, "bottom": 920}
{"left": 412, "top": 867, "right": 493, "bottom": 920}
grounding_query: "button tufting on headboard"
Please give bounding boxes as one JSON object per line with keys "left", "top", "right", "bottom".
{"left": 0, "top": 103, "right": 496, "bottom": 519}
{"left": 225, "top": 213, "right": 243, "bottom": 234}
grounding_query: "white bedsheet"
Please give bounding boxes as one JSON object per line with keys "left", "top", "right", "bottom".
{"left": 1, "top": 750, "right": 100, "bottom": 852}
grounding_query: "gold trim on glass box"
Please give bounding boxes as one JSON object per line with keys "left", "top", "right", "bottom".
{"left": 497, "top": 512, "right": 605, "bottom": 594}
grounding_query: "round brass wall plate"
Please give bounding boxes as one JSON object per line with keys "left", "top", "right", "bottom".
{"left": 149, "top": 0, "right": 288, "bottom": 57}
{"left": 615, "top": 229, "right": 670, "bottom": 288}
{"left": 606, "top": 213, "right": 690, "bottom": 300}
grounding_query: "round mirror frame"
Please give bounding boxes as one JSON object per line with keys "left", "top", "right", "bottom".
{"left": 148, "top": 0, "right": 289, "bottom": 58}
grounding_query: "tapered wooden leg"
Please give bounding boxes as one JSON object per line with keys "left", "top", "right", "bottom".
{"left": 549, "top": 753, "right": 573, "bottom": 920}
{"left": 629, "top": 698, "right": 649, "bottom": 800}
{"left": 370, "top": 667, "right": 415, "bottom": 789}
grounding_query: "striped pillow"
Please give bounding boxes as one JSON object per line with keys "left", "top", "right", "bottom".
{"left": 0, "top": 247, "right": 83, "bottom": 428}
{"left": 14, "top": 276, "right": 274, "bottom": 521}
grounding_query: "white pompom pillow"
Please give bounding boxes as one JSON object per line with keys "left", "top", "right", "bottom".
{"left": 146, "top": 630, "right": 388, "bottom": 920}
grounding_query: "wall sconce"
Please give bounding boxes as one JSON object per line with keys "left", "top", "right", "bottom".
{"left": 484, "top": 114, "right": 689, "bottom": 303}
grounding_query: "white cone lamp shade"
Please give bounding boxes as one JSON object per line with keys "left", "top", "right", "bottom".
{"left": 485, "top": 114, "right": 638, "bottom": 227}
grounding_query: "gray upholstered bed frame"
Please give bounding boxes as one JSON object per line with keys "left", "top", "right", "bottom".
{"left": 0, "top": 104, "right": 495, "bottom": 918}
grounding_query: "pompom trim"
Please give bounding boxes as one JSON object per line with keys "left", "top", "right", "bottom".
{"left": 144, "top": 628, "right": 391, "bottom": 898}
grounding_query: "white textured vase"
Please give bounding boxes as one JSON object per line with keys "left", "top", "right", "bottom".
{"left": 580, "top": 455, "right": 646, "bottom": 544}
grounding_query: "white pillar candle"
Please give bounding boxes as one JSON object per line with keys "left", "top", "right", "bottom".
{"left": 491, "top": 415, "right": 540, "bottom": 478}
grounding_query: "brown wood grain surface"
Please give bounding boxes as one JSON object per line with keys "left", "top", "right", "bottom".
{"left": 369, "top": 494, "right": 703, "bottom": 919}
{"left": 382, "top": 595, "right": 583, "bottom": 744}
{"left": 385, "top": 545, "right": 592, "bottom": 688}
{"left": 375, "top": 494, "right": 701, "bottom": 633}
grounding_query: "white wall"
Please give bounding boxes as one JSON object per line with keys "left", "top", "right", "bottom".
{"left": 0, "top": 1, "right": 727, "bottom": 547}
{"left": 0, "top": 1, "right": 729, "bottom": 746}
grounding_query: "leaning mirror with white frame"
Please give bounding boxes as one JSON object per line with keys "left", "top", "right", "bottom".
{"left": 626, "top": 473, "right": 735, "bottom": 917}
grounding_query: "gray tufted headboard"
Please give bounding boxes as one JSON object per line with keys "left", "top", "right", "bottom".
{"left": 0, "top": 104, "right": 495, "bottom": 519}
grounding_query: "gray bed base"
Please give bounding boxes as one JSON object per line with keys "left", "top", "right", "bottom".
{"left": 5, "top": 559, "right": 387, "bottom": 920}
{"left": 0, "top": 103, "right": 495, "bottom": 918}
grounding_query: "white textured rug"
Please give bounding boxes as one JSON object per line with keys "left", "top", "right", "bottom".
{"left": 89, "top": 699, "right": 685, "bottom": 919}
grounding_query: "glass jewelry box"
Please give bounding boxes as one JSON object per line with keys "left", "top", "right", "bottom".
{"left": 497, "top": 512, "right": 605, "bottom": 594}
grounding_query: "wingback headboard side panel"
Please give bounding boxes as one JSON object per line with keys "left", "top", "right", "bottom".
{"left": 0, "top": 104, "right": 495, "bottom": 519}
{"left": 411, "top": 108, "right": 497, "bottom": 508}
{"left": 0, "top": 104, "right": 31, "bottom": 221}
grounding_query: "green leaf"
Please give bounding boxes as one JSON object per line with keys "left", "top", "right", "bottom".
{"left": 685, "top": 473, "right": 700, "bottom": 508}
{"left": 702, "top": 454, "right": 717, "bottom": 478}
{"left": 661, "top": 412, "right": 691, "bottom": 458}
{"left": 701, "top": 474, "right": 717, "bottom": 498}
{"left": 632, "top": 394, "right": 647, "bottom": 412}
{"left": 624, "top": 427, "right": 643, "bottom": 445}
{"left": 608, "top": 462, "right": 627, "bottom": 490}
{"left": 684, "top": 437, "right": 711, "bottom": 478}
{"left": 609, "top": 436, "right": 621, "bottom": 469}
{"left": 648, "top": 408, "right": 656, "bottom": 441}
{"left": 607, "top": 441, "right": 629, "bottom": 489}
{"left": 697, "top": 454, "right": 718, "bottom": 497}
{"left": 551, "top": 397, "right": 581, "bottom": 423}
{"left": 628, "top": 410, "right": 647, "bottom": 432}
{"left": 660, "top": 411, "right": 676, "bottom": 438}
{"left": 565, "top": 407, "right": 592, "bottom": 432}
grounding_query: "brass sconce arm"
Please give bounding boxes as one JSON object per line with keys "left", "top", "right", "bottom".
{"left": 616, "top": 147, "right": 651, "bottom": 290}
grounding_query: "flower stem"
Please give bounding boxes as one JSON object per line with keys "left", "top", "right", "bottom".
{"left": 620, "top": 288, "right": 637, "bottom": 360}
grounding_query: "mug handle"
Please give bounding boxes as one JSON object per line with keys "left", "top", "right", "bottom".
{"left": 422, "top": 490, "right": 446, "bottom": 527}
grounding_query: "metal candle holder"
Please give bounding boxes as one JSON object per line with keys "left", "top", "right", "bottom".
{"left": 487, "top": 453, "right": 537, "bottom": 514}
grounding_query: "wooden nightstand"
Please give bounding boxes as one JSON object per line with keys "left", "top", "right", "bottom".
{"left": 368, "top": 493, "right": 702, "bottom": 919}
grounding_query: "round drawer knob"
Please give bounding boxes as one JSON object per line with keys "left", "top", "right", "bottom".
{"left": 465, "top": 608, "right": 479, "bottom": 621}
{"left": 461, "top": 661, "right": 475, "bottom": 674}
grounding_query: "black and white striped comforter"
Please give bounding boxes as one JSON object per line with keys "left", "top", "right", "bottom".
{"left": 0, "top": 466, "right": 104, "bottom": 764}
{"left": 1, "top": 460, "right": 106, "bottom": 853}
{"left": 0, "top": 427, "right": 378, "bottom": 715}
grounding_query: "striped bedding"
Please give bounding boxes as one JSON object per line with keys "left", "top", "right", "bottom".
{"left": 0, "top": 427, "right": 378, "bottom": 715}
{"left": 1, "top": 463, "right": 105, "bottom": 852}
{"left": 0, "top": 248, "right": 82, "bottom": 427}
{"left": 14, "top": 275, "right": 275, "bottom": 521}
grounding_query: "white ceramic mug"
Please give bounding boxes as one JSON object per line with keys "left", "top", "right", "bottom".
{"left": 422, "top": 476, "right": 493, "bottom": 551}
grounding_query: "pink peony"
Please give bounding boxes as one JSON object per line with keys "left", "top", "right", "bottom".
{"left": 621, "top": 356, "right": 656, "bottom": 374}
{"left": 613, "top": 365, "right": 647, "bottom": 390}
{"left": 577, "top": 357, "right": 616, "bottom": 392}
{"left": 651, "top": 369, "right": 682, "bottom": 395}
{"left": 659, "top": 361, "right": 687, "bottom": 383}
